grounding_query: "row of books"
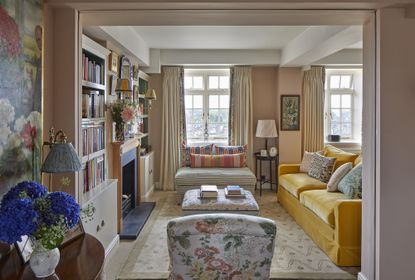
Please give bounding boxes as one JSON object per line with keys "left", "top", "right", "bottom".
{"left": 82, "top": 156, "right": 105, "bottom": 193}
{"left": 82, "top": 53, "right": 104, "bottom": 85}
{"left": 200, "top": 185, "right": 245, "bottom": 199}
{"left": 82, "top": 125, "right": 105, "bottom": 156}
{"left": 82, "top": 90, "right": 105, "bottom": 118}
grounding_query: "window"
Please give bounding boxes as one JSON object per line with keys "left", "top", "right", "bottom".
{"left": 184, "top": 69, "right": 230, "bottom": 144}
{"left": 325, "top": 70, "right": 362, "bottom": 143}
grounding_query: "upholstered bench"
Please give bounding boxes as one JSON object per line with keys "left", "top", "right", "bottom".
{"left": 181, "top": 189, "right": 260, "bottom": 216}
{"left": 175, "top": 167, "right": 257, "bottom": 203}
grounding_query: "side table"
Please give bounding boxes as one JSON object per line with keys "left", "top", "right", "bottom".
{"left": 254, "top": 152, "right": 279, "bottom": 196}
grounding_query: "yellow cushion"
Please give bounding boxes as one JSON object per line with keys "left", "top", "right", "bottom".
{"left": 300, "top": 190, "right": 347, "bottom": 227}
{"left": 354, "top": 154, "right": 362, "bottom": 166}
{"left": 324, "top": 145, "right": 358, "bottom": 170}
{"left": 279, "top": 174, "right": 326, "bottom": 198}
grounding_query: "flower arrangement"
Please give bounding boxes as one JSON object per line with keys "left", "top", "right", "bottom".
{"left": 0, "top": 181, "right": 80, "bottom": 250}
{"left": 109, "top": 100, "right": 138, "bottom": 141}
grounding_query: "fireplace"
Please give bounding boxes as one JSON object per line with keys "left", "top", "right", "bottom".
{"left": 121, "top": 148, "right": 138, "bottom": 218}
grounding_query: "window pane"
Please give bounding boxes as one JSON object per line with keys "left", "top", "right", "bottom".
{"left": 209, "top": 76, "right": 219, "bottom": 89}
{"left": 185, "top": 109, "right": 192, "bottom": 124}
{"left": 185, "top": 95, "right": 192, "bottom": 108}
{"left": 219, "top": 109, "right": 229, "bottom": 124}
{"left": 193, "top": 76, "right": 203, "bottom": 89}
{"left": 184, "top": 76, "right": 192, "bottom": 89}
{"left": 340, "top": 75, "right": 352, "bottom": 89}
{"left": 331, "top": 94, "right": 341, "bottom": 108}
{"left": 193, "top": 109, "right": 203, "bottom": 124}
{"left": 341, "top": 95, "right": 351, "bottom": 108}
{"left": 209, "top": 109, "right": 220, "bottom": 123}
{"left": 187, "top": 123, "right": 203, "bottom": 138}
{"left": 330, "top": 75, "right": 340, "bottom": 89}
{"left": 331, "top": 122, "right": 341, "bottom": 135}
{"left": 209, "top": 123, "right": 228, "bottom": 138}
{"left": 331, "top": 109, "right": 341, "bottom": 122}
{"left": 209, "top": 95, "right": 219, "bottom": 108}
{"left": 219, "top": 76, "right": 230, "bottom": 89}
{"left": 220, "top": 95, "right": 230, "bottom": 108}
{"left": 193, "top": 95, "right": 203, "bottom": 108}
{"left": 342, "top": 109, "right": 352, "bottom": 122}
{"left": 341, "top": 123, "right": 352, "bottom": 136}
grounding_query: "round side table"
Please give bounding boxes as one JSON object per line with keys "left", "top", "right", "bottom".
{"left": 254, "top": 152, "right": 279, "bottom": 196}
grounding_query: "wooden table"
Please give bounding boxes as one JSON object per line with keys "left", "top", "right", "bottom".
{"left": 0, "top": 234, "right": 104, "bottom": 280}
{"left": 254, "top": 152, "right": 279, "bottom": 196}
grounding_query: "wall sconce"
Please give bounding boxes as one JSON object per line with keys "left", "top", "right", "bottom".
{"left": 145, "top": 89, "right": 157, "bottom": 109}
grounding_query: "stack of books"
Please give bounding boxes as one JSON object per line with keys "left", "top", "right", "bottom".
{"left": 225, "top": 185, "right": 246, "bottom": 198}
{"left": 200, "top": 185, "right": 218, "bottom": 198}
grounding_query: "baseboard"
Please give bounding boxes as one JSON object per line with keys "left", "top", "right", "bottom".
{"left": 142, "top": 184, "right": 155, "bottom": 199}
{"left": 358, "top": 272, "right": 368, "bottom": 280}
{"left": 105, "top": 234, "right": 120, "bottom": 257}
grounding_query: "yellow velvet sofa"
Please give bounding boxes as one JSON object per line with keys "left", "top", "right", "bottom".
{"left": 277, "top": 146, "right": 361, "bottom": 266}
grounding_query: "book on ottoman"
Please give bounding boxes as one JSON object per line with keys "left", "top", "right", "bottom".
{"left": 200, "top": 185, "right": 218, "bottom": 198}
{"left": 225, "top": 186, "right": 246, "bottom": 198}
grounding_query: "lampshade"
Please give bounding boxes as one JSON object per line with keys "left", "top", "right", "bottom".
{"left": 256, "top": 120, "right": 278, "bottom": 138}
{"left": 41, "top": 143, "right": 82, "bottom": 173}
{"left": 116, "top": 78, "right": 132, "bottom": 92}
{"left": 145, "top": 89, "right": 157, "bottom": 100}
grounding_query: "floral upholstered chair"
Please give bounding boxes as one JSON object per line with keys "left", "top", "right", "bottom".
{"left": 167, "top": 213, "right": 277, "bottom": 280}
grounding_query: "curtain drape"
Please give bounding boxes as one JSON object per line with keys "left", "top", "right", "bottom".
{"left": 229, "top": 66, "right": 254, "bottom": 168}
{"left": 303, "top": 66, "right": 325, "bottom": 152}
{"left": 160, "top": 67, "right": 186, "bottom": 191}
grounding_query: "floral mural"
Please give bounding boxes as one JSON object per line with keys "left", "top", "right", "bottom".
{"left": 0, "top": 0, "right": 42, "bottom": 196}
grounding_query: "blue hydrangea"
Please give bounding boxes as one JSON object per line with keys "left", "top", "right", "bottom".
{"left": 1, "top": 181, "right": 47, "bottom": 209}
{"left": 47, "top": 192, "right": 80, "bottom": 229}
{"left": 0, "top": 198, "right": 39, "bottom": 244}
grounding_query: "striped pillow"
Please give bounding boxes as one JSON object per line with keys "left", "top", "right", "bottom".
{"left": 180, "top": 144, "right": 213, "bottom": 167}
{"left": 215, "top": 144, "right": 247, "bottom": 155}
{"left": 190, "top": 153, "right": 246, "bottom": 168}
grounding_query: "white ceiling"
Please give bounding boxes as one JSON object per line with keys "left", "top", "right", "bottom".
{"left": 131, "top": 26, "right": 309, "bottom": 49}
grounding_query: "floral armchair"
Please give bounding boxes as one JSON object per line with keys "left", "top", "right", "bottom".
{"left": 167, "top": 214, "right": 277, "bottom": 280}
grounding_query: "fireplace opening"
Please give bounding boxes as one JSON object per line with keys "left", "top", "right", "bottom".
{"left": 122, "top": 159, "right": 136, "bottom": 218}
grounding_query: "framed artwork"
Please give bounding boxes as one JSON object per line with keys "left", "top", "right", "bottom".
{"left": 0, "top": 0, "right": 43, "bottom": 196}
{"left": 109, "top": 51, "right": 119, "bottom": 74}
{"left": 132, "top": 65, "right": 139, "bottom": 81}
{"left": 60, "top": 220, "right": 85, "bottom": 247}
{"left": 110, "top": 74, "right": 117, "bottom": 96}
{"left": 15, "top": 236, "right": 35, "bottom": 264}
{"left": 133, "top": 85, "right": 139, "bottom": 102}
{"left": 281, "top": 95, "right": 300, "bottom": 131}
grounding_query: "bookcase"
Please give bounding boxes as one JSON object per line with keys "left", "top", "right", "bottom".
{"left": 80, "top": 35, "right": 118, "bottom": 255}
{"left": 137, "top": 71, "right": 150, "bottom": 150}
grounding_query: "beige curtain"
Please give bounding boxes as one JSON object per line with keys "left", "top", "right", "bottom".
{"left": 303, "top": 66, "right": 325, "bottom": 152}
{"left": 160, "top": 67, "right": 185, "bottom": 191}
{"left": 229, "top": 66, "right": 254, "bottom": 168}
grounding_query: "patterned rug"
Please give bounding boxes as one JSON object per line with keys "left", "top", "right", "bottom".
{"left": 117, "top": 191, "right": 359, "bottom": 279}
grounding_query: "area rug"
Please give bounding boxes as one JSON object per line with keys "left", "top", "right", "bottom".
{"left": 117, "top": 191, "right": 358, "bottom": 279}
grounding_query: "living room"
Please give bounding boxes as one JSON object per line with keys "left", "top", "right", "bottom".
{"left": 1, "top": 1, "right": 415, "bottom": 280}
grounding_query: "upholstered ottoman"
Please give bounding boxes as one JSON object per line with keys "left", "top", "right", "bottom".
{"left": 181, "top": 189, "right": 260, "bottom": 216}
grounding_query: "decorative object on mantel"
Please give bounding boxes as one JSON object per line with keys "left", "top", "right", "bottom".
{"left": 145, "top": 88, "right": 157, "bottom": 109}
{"left": 256, "top": 120, "right": 278, "bottom": 155}
{"left": 41, "top": 127, "right": 82, "bottom": 192}
{"left": 0, "top": 181, "right": 81, "bottom": 278}
{"left": 109, "top": 100, "right": 137, "bottom": 142}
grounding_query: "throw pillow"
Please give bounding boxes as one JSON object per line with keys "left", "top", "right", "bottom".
{"left": 180, "top": 144, "right": 213, "bottom": 167}
{"left": 308, "top": 153, "right": 336, "bottom": 183}
{"left": 300, "top": 151, "right": 316, "bottom": 173}
{"left": 190, "top": 153, "right": 246, "bottom": 168}
{"left": 215, "top": 144, "right": 247, "bottom": 155}
{"left": 323, "top": 145, "right": 358, "bottom": 170}
{"left": 338, "top": 163, "right": 363, "bottom": 199}
{"left": 327, "top": 162, "right": 353, "bottom": 192}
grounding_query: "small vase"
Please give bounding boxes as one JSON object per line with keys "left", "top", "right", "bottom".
{"left": 30, "top": 242, "right": 60, "bottom": 278}
{"left": 115, "top": 122, "right": 125, "bottom": 141}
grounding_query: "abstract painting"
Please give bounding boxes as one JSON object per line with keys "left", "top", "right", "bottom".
{"left": 0, "top": 0, "right": 43, "bottom": 196}
{"left": 281, "top": 95, "right": 300, "bottom": 131}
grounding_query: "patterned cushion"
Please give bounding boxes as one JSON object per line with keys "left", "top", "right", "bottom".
{"left": 167, "top": 214, "right": 276, "bottom": 280}
{"left": 327, "top": 163, "right": 353, "bottom": 192}
{"left": 308, "top": 153, "right": 336, "bottom": 183}
{"left": 181, "top": 144, "right": 213, "bottom": 167}
{"left": 338, "top": 163, "right": 363, "bottom": 199}
{"left": 215, "top": 144, "right": 247, "bottom": 155}
{"left": 300, "top": 151, "right": 316, "bottom": 173}
{"left": 190, "top": 153, "right": 246, "bottom": 168}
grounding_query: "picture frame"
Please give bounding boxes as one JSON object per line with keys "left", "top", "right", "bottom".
{"left": 60, "top": 220, "right": 85, "bottom": 248}
{"left": 109, "top": 51, "right": 119, "bottom": 74}
{"left": 110, "top": 74, "right": 117, "bottom": 96}
{"left": 15, "top": 235, "right": 35, "bottom": 264}
{"left": 133, "top": 85, "right": 139, "bottom": 102}
{"left": 281, "top": 95, "right": 300, "bottom": 131}
{"left": 132, "top": 65, "right": 139, "bottom": 81}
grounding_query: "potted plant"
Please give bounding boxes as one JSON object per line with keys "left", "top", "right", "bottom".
{"left": 109, "top": 100, "right": 137, "bottom": 141}
{"left": 0, "top": 181, "right": 80, "bottom": 278}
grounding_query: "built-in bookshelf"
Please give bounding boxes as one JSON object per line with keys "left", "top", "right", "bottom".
{"left": 138, "top": 71, "right": 150, "bottom": 150}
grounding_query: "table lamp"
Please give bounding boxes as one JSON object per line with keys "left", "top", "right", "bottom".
{"left": 116, "top": 78, "right": 132, "bottom": 99}
{"left": 256, "top": 120, "right": 278, "bottom": 153}
{"left": 41, "top": 127, "right": 82, "bottom": 191}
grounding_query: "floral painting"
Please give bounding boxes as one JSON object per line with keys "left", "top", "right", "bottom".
{"left": 281, "top": 95, "right": 300, "bottom": 131}
{"left": 0, "top": 0, "right": 43, "bottom": 197}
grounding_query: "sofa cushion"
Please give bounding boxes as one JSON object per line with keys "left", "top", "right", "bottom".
{"left": 308, "top": 153, "right": 336, "bottom": 183}
{"left": 175, "top": 167, "right": 256, "bottom": 187}
{"left": 300, "top": 190, "right": 347, "bottom": 227}
{"left": 180, "top": 144, "right": 213, "bottom": 167}
{"left": 190, "top": 153, "right": 246, "bottom": 168}
{"left": 338, "top": 163, "right": 363, "bottom": 199}
{"left": 324, "top": 145, "right": 359, "bottom": 170}
{"left": 327, "top": 162, "right": 353, "bottom": 192}
{"left": 279, "top": 173, "right": 327, "bottom": 198}
{"left": 215, "top": 144, "right": 247, "bottom": 155}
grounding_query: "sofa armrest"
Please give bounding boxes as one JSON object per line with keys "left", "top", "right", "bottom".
{"left": 334, "top": 199, "right": 362, "bottom": 246}
{"left": 278, "top": 164, "right": 301, "bottom": 176}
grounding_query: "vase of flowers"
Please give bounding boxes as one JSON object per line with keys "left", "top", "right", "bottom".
{"left": 0, "top": 181, "right": 80, "bottom": 278}
{"left": 109, "top": 100, "right": 137, "bottom": 141}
